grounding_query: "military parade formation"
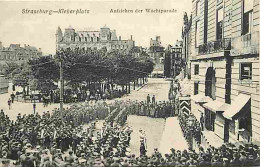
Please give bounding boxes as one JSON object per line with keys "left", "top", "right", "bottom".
{"left": 1, "top": 96, "right": 260, "bottom": 166}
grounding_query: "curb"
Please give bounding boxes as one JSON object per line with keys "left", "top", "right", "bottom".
{"left": 136, "top": 83, "right": 148, "bottom": 91}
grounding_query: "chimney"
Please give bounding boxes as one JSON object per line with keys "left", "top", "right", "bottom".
{"left": 119, "top": 36, "right": 121, "bottom": 40}
{"left": 130, "top": 35, "right": 133, "bottom": 40}
{"left": 156, "top": 36, "right": 160, "bottom": 42}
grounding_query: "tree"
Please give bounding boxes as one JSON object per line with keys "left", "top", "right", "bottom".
{"left": 13, "top": 63, "right": 34, "bottom": 95}
{"left": 29, "top": 47, "right": 154, "bottom": 94}
{"left": 3, "top": 61, "right": 20, "bottom": 78}
{"left": 28, "top": 56, "right": 59, "bottom": 93}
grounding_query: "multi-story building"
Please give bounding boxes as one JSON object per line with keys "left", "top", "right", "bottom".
{"left": 187, "top": 0, "right": 259, "bottom": 147}
{"left": 148, "top": 36, "right": 165, "bottom": 77}
{"left": 56, "top": 25, "right": 135, "bottom": 51}
{"left": 165, "top": 40, "right": 183, "bottom": 78}
{"left": 182, "top": 12, "right": 193, "bottom": 79}
{"left": 0, "top": 42, "right": 42, "bottom": 73}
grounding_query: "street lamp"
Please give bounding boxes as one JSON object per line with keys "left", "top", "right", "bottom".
{"left": 57, "top": 49, "right": 64, "bottom": 113}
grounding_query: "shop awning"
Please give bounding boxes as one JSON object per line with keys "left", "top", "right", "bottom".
{"left": 179, "top": 96, "right": 190, "bottom": 101}
{"left": 191, "top": 94, "right": 204, "bottom": 102}
{"left": 180, "top": 79, "right": 191, "bottom": 96}
{"left": 191, "top": 94, "right": 213, "bottom": 103}
{"left": 152, "top": 70, "right": 164, "bottom": 74}
{"left": 203, "top": 100, "right": 231, "bottom": 113}
{"left": 223, "top": 94, "right": 251, "bottom": 120}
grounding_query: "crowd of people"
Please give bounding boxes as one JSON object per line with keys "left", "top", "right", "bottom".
{"left": 14, "top": 87, "right": 131, "bottom": 105}
{"left": 1, "top": 96, "right": 260, "bottom": 166}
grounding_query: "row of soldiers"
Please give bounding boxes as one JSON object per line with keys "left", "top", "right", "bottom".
{"left": 53, "top": 99, "right": 177, "bottom": 129}
{"left": 179, "top": 113, "right": 202, "bottom": 150}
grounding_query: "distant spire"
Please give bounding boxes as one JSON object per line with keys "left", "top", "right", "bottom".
{"left": 56, "top": 26, "right": 63, "bottom": 42}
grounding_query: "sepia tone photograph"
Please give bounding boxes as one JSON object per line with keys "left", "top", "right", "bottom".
{"left": 0, "top": 0, "right": 259, "bottom": 166}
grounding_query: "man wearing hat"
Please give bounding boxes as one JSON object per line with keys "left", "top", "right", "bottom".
{"left": 22, "top": 151, "right": 35, "bottom": 167}
{"left": 39, "top": 149, "right": 52, "bottom": 167}
{"left": 54, "top": 151, "right": 68, "bottom": 167}
{"left": 94, "top": 157, "right": 105, "bottom": 167}
{"left": 230, "top": 152, "right": 242, "bottom": 166}
{"left": 78, "top": 152, "right": 86, "bottom": 164}
{"left": 65, "top": 150, "right": 75, "bottom": 164}
{"left": 198, "top": 154, "right": 211, "bottom": 166}
{"left": 110, "top": 158, "right": 121, "bottom": 167}
{"left": 211, "top": 154, "right": 223, "bottom": 166}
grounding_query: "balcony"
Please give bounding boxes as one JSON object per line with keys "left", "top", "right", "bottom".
{"left": 231, "top": 31, "right": 259, "bottom": 56}
{"left": 198, "top": 38, "right": 231, "bottom": 55}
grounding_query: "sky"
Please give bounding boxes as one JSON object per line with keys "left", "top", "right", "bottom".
{"left": 0, "top": 0, "right": 192, "bottom": 55}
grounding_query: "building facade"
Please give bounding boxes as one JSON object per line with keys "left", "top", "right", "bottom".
{"left": 182, "top": 12, "right": 193, "bottom": 79}
{"left": 148, "top": 36, "right": 165, "bottom": 77}
{"left": 0, "top": 42, "right": 42, "bottom": 73}
{"left": 165, "top": 40, "right": 183, "bottom": 78}
{"left": 0, "top": 75, "right": 8, "bottom": 94}
{"left": 56, "top": 25, "right": 135, "bottom": 51}
{"left": 187, "top": 0, "right": 259, "bottom": 147}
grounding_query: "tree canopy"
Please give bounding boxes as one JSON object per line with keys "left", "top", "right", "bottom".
{"left": 25, "top": 47, "right": 154, "bottom": 92}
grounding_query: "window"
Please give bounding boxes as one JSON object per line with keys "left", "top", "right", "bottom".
{"left": 216, "top": 7, "right": 223, "bottom": 40}
{"left": 194, "top": 82, "right": 199, "bottom": 95}
{"left": 204, "top": 0, "right": 208, "bottom": 43}
{"left": 240, "top": 63, "right": 252, "bottom": 80}
{"left": 160, "top": 57, "right": 164, "bottom": 63}
{"left": 242, "top": 0, "right": 253, "bottom": 35}
{"left": 195, "top": 21, "right": 200, "bottom": 47}
{"left": 194, "top": 64, "right": 199, "bottom": 75}
{"left": 196, "top": 0, "right": 200, "bottom": 16}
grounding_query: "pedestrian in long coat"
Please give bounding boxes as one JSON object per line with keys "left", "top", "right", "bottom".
{"left": 150, "top": 104, "right": 156, "bottom": 117}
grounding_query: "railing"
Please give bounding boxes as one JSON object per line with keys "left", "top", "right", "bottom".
{"left": 231, "top": 32, "right": 259, "bottom": 56}
{"left": 242, "top": 33, "right": 252, "bottom": 47}
{"left": 198, "top": 38, "right": 231, "bottom": 55}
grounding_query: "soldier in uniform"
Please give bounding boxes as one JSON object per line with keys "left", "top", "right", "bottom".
{"left": 64, "top": 150, "right": 75, "bottom": 165}
{"left": 152, "top": 95, "right": 156, "bottom": 104}
{"left": 147, "top": 94, "right": 150, "bottom": 104}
